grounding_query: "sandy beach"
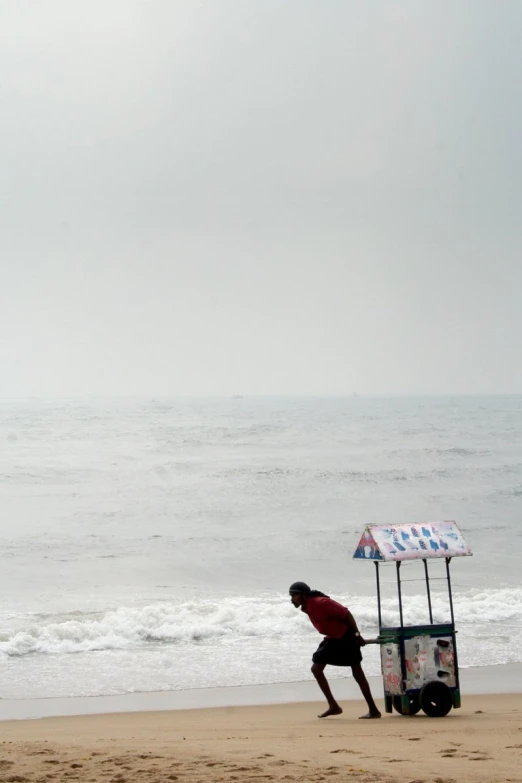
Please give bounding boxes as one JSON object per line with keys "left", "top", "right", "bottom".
{"left": 1, "top": 693, "right": 521, "bottom": 783}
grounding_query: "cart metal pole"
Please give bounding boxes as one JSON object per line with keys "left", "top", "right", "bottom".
{"left": 445, "top": 555, "right": 460, "bottom": 698}
{"left": 396, "top": 561, "right": 404, "bottom": 628}
{"left": 395, "top": 560, "right": 407, "bottom": 698}
{"left": 374, "top": 561, "right": 382, "bottom": 628}
{"left": 445, "top": 556, "right": 455, "bottom": 625}
{"left": 423, "top": 558, "right": 434, "bottom": 624}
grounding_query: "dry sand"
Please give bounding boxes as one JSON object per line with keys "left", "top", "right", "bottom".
{"left": 1, "top": 694, "right": 521, "bottom": 783}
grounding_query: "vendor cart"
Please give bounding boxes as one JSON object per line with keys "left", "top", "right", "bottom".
{"left": 353, "top": 520, "right": 472, "bottom": 717}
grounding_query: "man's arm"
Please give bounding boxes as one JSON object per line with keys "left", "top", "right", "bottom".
{"left": 324, "top": 599, "right": 366, "bottom": 645}
{"left": 342, "top": 610, "right": 366, "bottom": 644}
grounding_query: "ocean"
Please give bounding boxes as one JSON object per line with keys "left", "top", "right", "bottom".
{"left": 1, "top": 396, "right": 521, "bottom": 702}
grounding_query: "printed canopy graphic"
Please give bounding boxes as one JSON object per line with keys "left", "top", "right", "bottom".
{"left": 353, "top": 521, "right": 472, "bottom": 562}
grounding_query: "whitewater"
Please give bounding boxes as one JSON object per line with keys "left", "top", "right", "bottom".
{"left": 1, "top": 396, "right": 521, "bottom": 700}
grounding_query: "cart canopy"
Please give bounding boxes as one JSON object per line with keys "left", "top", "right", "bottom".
{"left": 353, "top": 521, "right": 472, "bottom": 562}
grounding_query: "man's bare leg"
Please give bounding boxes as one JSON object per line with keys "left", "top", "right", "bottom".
{"left": 351, "top": 663, "right": 381, "bottom": 719}
{"left": 311, "top": 662, "right": 343, "bottom": 717}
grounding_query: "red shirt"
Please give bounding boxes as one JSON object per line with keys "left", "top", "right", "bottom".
{"left": 303, "top": 596, "right": 349, "bottom": 639}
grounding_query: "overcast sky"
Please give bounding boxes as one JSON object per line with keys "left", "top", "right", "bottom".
{"left": 1, "top": 0, "right": 521, "bottom": 396}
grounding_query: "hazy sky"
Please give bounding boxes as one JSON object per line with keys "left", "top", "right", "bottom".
{"left": 1, "top": 0, "right": 521, "bottom": 396}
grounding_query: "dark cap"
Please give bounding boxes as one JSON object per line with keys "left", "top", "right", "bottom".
{"left": 289, "top": 581, "right": 311, "bottom": 595}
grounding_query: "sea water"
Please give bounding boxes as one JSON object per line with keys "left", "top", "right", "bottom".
{"left": 1, "top": 396, "right": 521, "bottom": 700}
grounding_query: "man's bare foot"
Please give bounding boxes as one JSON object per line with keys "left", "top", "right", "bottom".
{"left": 318, "top": 705, "right": 343, "bottom": 718}
{"left": 359, "top": 710, "right": 381, "bottom": 719}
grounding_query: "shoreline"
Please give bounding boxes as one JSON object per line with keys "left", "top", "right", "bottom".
{"left": 1, "top": 661, "right": 521, "bottom": 722}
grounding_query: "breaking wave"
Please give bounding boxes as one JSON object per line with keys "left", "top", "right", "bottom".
{"left": 1, "top": 587, "right": 521, "bottom": 659}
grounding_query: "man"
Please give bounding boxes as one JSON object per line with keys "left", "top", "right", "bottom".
{"left": 289, "top": 581, "right": 381, "bottom": 719}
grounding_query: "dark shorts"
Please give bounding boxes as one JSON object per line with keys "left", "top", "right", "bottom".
{"left": 312, "top": 631, "right": 363, "bottom": 667}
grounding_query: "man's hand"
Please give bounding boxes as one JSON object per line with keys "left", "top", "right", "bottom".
{"left": 356, "top": 635, "right": 366, "bottom": 647}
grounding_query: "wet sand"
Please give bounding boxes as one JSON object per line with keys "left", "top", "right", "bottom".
{"left": 2, "top": 663, "right": 522, "bottom": 722}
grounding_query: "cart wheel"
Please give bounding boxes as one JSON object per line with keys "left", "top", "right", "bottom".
{"left": 392, "top": 695, "right": 421, "bottom": 715}
{"left": 419, "top": 681, "right": 453, "bottom": 718}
